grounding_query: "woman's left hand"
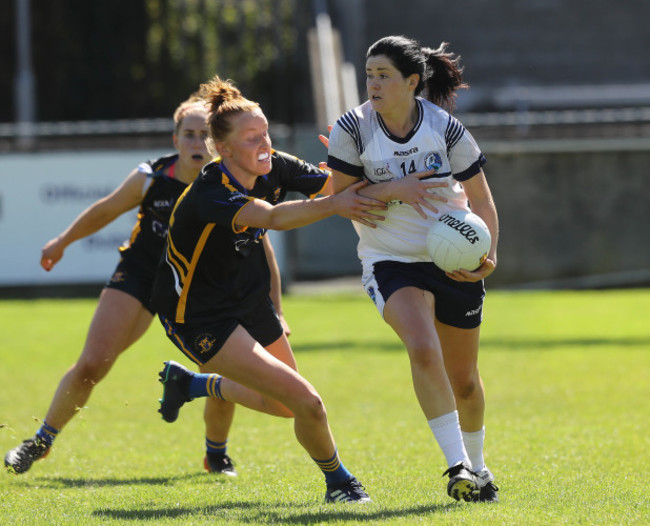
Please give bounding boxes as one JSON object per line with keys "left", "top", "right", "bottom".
{"left": 445, "top": 257, "right": 496, "bottom": 282}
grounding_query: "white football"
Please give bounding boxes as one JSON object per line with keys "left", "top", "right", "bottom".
{"left": 426, "top": 210, "right": 491, "bottom": 272}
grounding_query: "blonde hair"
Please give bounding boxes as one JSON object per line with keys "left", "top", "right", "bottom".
{"left": 172, "top": 93, "right": 208, "bottom": 134}
{"left": 198, "top": 76, "right": 260, "bottom": 142}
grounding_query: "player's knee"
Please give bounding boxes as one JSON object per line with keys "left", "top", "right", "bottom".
{"left": 453, "top": 376, "right": 478, "bottom": 400}
{"left": 294, "top": 391, "right": 327, "bottom": 422}
{"left": 406, "top": 340, "right": 442, "bottom": 370}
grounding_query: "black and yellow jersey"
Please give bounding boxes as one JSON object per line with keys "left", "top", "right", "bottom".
{"left": 118, "top": 154, "right": 189, "bottom": 276}
{"left": 151, "top": 150, "right": 330, "bottom": 325}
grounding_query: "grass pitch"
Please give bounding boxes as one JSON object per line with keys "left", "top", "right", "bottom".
{"left": 0, "top": 288, "right": 648, "bottom": 525}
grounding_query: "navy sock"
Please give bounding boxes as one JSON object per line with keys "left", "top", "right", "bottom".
{"left": 312, "top": 449, "right": 353, "bottom": 485}
{"left": 188, "top": 373, "right": 226, "bottom": 400}
{"left": 206, "top": 437, "right": 227, "bottom": 456}
{"left": 35, "top": 421, "right": 59, "bottom": 447}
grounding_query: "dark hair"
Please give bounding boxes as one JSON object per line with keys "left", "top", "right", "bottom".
{"left": 366, "top": 35, "right": 468, "bottom": 112}
{"left": 198, "top": 75, "right": 260, "bottom": 142}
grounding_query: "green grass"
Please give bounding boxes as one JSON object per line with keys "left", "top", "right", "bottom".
{"left": 1, "top": 289, "right": 649, "bottom": 525}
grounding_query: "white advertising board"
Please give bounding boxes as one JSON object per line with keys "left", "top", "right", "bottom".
{"left": 0, "top": 149, "right": 170, "bottom": 286}
{"left": 0, "top": 149, "right": 287, "bottom": 288}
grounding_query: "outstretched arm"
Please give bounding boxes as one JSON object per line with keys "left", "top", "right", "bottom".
{"left": 41, "top": 169, "right": 147, "bottom": 271}
{"left": 235, "top": 180, "right": 377, "bottom": 231}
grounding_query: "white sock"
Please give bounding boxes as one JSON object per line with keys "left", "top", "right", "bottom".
{"left": 428, "top": 410, "right": 469, "bottom": 468}
{"left": 462, "top": 427, "right": 486, "bottom": 472}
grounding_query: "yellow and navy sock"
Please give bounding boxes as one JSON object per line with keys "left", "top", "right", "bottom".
{"left": 35, "top": 421, "right": 59, "bottom": 447}
{"left": 312, "top": 449, "right": 352, "bottom": 485}
{"left": 206, "top": 437, "right": 228, "bottom": 456}
{"left": 188, "top": 373, "right": 226, "bottom": 400}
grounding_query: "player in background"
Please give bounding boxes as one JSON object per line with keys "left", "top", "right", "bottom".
{"left": 152, "top": 76, "right": 386, "bottom": 503}
{"left": 4, "top": 95, "right": 288, "bottom": 477}
{"left": 323, "top": 35, "right": 500, "bottom": 502}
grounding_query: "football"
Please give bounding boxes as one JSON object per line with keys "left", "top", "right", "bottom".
{"left": 426, "top": 210, "right": 491, "bottom": 272}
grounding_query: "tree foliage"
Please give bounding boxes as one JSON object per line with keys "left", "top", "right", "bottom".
{"left": 2, "top": 0, "right": 313, "bottom": 123}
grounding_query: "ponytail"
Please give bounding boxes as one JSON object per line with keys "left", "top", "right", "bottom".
{"left": 421, "top": 43, "right": 468, "bottom": 112}
{"left": 198, "top": 75, "right": 259, "bottom": 142}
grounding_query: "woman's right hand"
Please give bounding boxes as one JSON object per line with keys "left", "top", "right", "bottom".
{"left": 40, "top": 237, "right": 65, "bottom": 271}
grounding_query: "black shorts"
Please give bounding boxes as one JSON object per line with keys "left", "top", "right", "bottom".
{"left": 159, "top": 296, "right": 284, "bottom": 366}
{"left": 364, "top": 260, "right": 485, "bottom": 329}
{"left": 104, "top": 258, "right": 156, "bottom": 314}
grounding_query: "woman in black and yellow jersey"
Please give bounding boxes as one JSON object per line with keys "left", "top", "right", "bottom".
{"left": 5, "top": 94, "right": 287, "bottom": 478}
{"left": 152, "top": 76, "right": 386, "bottom": 503}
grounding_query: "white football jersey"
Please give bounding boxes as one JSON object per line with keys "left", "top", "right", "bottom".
{"left": 327, "top": 97, "right": 486, "bottom": 271}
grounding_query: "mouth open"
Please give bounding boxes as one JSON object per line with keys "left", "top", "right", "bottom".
{"left": 191, "top": 154, "right": 204, "bottom": 160}
{"left": 258, "top": 152, "right": 270, "bottom": 161}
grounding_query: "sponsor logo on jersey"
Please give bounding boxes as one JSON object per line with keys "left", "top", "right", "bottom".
{"left": 465, "top": 306, "right": 482, "bottom": 317}
{"left": 195, "top": 333, "right": 217, "bottom": 354}
{"left": 228, "top": 192, "right": 246, "bottom": 202}
{"left": 153, "top": 199, "right": 175, "bottom": 208}
{"left": 393, "top": 146, "right": 419, "bottom": 157}
{"left": 372, "top": 166, "right": 394, "bottom": 181}
{"left": 424, "top": 152, "right": 443, "bottom": 172}
{"left": 439, "top": 213, "right": 481, "bottom": 244}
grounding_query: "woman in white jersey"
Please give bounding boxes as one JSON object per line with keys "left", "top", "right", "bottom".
{"left": 325, "top": 35, "right": 499, "bottom": 503}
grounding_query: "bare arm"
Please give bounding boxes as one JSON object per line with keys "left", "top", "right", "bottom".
{"left": 447, "top": 170, "right": 499, "bottom": 282}
{"left": 235, "top": 180, "right": 379, "bottom": 231}
{"left": 315, "top": 168, "right": 387, "bottom": 227}
{"left": 262, "top": 235, "right": 290, "bottom": 336}
{"left": 41, "top": 169, "right": 147, "bottom": 271}
{"left": 327, "top": 167, "right": 448, "bottom": 218}
{"left": 319, "top": 132, "right": 447, "bottom": 219}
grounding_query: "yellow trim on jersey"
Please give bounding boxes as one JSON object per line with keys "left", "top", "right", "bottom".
{"left": 120, "top": 211, "right": 144, "bottom": 252}
{"left": 166, "top": 232, "right": 190, "bottom": 281}
{"left": 165, "top": 185, "right": 194, "bottom": 281}
{"left": 218, "top": 167, "right": 263, "bottom": 233}
{"left": 175, "top": 223, "right": 215, "bottom": 323}
{"left": 308, "top": 172, "right": 331, "bottom": 199}
{"left": 221, "top": 171, "right": 239, "bottom": 193}
{"left": 231, "top": 199, "right": 256, "bottom": 234}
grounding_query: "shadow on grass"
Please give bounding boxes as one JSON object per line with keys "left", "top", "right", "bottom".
{"left": 480, "top": 336, "right": 650, "bottom": 350}
{"left": 17, "top": 472, "right": 217, "bottom": 489}
{"left": 92, "top": 500, "right": 458, "bottom": 523}
{"left": 296, "top": 336, "right": 650, "bottom": 353}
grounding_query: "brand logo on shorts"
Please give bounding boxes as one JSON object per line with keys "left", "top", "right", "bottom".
{"left": 195, "top": 333, "right": 216, "bottom": 354}
{"left": 465, "top": 306, "right": 482, "bottom": 317}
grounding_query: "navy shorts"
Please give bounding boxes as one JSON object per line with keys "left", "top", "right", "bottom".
{"left": 363, "top": 261, "right": 485, "bottom": 329}
{"left": 159, "top": 296, "right": 284, "bottom": 366}
{"left": 105, "top": 258, "right": 156, "bottom": 314}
